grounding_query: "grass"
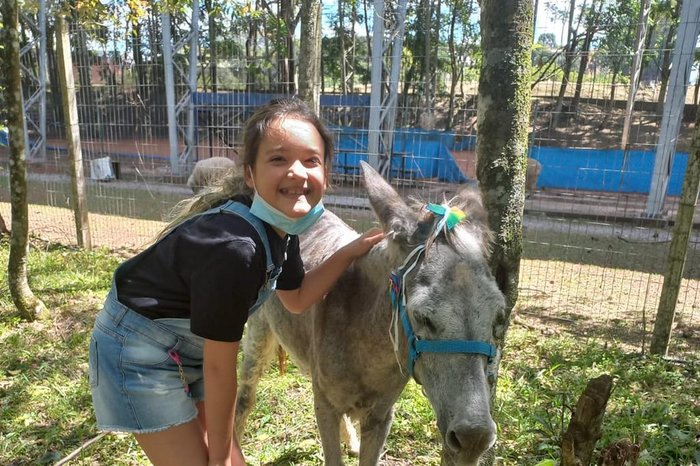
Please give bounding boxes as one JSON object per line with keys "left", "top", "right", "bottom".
{"left": 0, "top": 239, "right": 698, "bottom": 465}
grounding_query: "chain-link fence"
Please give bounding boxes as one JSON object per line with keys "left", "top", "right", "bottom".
{"left": 1, "top": 0, "right": 698, "bottom": 360}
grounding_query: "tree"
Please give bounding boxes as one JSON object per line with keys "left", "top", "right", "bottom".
{"left": 0, "top": 0, "right": 47, "bottom": 320}
{"left": 537, "top": 32, "right": 557, "bottom": 48}
{"left": 654, "top": 0, "right": 681, "bottom": 113}
{"left": 476, "top": 0, "right": 532, "bottom": 460}
{"left": 551, "top": 0, "right": 581, "bottom": 128}
{"left": 445, "top": 0, "right": 479, "bottom": 130}
{"left": 298, "top": 0, "right": 322, "bottom": 113}
{"left": 570, "top": 0, "right": 604, "bottom": 114}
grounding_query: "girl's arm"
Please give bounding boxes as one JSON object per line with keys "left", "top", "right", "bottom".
{"left": 276, "top": 228, "right": 384, "bottom": 314}
{"left": 203, "top": 339, "right": 246, "bottom": 466}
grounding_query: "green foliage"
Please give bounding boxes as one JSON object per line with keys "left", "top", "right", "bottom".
{"left": 537, "top": 33, "right": 557, "bottom": 49}
{"left": 0, "top": 241, "right": 697, "bottom": 465}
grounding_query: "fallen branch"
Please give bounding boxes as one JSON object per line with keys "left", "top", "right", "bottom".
{"left": 54, "top": 432, "right": 107, "bottom": 466}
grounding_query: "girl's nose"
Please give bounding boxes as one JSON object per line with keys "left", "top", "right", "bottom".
{"left": 288, "top": 160, "right": 307, "bottom": 178}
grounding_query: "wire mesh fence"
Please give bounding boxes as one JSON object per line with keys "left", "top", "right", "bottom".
{"left": 1, "top": 0, "right": 699, "bottom": 361}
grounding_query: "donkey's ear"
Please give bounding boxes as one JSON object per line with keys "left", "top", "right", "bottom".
{"left": 360, "top": 161, "right": 415, "bottom": 240}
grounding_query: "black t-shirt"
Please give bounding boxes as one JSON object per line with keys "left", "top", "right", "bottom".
{"left": 115, "top": 197, "right": 305, "bottom": 342}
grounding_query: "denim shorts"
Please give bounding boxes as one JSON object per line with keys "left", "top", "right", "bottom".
{"left": 89, "top": 287, "right": 205, "bottom": 433}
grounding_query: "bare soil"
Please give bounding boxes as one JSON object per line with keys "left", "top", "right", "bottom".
{"left": 2, "top": 201, "right": 697, "bottom": 361}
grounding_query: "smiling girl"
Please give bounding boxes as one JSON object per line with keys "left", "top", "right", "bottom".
{"left": 88, "top": 98, "right": 384, "bottom": 466}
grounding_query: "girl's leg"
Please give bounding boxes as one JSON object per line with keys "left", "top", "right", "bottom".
{"left": 135, "top": 419, "right": 208, "bottom": 466}
{"left": 196, "top": 400, "right": 208, "bottom": 446}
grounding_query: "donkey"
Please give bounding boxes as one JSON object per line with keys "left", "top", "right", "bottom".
{"left": 235, "top": 161, "right": 506, "bottom": 465}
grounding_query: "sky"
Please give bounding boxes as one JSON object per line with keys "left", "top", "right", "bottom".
{"left": 534, "top": 0, "right": 568, "bottom": 46}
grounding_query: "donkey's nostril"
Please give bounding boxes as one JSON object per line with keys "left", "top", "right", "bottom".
{"left": 446, "top": 421, "right": 497, "bottom": 458}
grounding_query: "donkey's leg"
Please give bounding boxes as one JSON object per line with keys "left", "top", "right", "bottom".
{"left": 358, "top": 403, "right": 395, "bottom": 466}
{"left": 312, "top": 387, "right": 345, "bottom": 466}
{"left": 234, "top": 312, "right": 278, "bottom": 438}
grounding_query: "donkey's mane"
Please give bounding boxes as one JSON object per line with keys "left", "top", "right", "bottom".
{"left": 408, "top": 185, "right": 493, "bottom": 258}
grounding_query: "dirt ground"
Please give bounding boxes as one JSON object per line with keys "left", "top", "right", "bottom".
{"left": 2, "top": 200, "right": 697, "bottom": 361}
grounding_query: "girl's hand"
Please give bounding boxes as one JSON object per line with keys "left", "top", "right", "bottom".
{"left": 343, "top": 227, "right": 385, "bottom": 259}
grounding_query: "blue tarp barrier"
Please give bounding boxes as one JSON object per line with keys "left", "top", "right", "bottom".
{"left": 0, "top": 127, "right": 8, "bottom": 146}
{"left": 530, "top": 146, "right": 689, "bottom": 196}
{"left": 192, "top": 92, "right": 693, "bottom": 192}
{"left": 332, "top": 126, "right": 469, "bottom": 183}
{"left": 193, "top": 92, "right": 372, "bottom": 108}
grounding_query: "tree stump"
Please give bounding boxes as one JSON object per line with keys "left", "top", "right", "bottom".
{"left": 597, "top": 439, "right": 641, "bottom": 466}
{"left": 561, "top": 374, "right": 614, "bottom": 466}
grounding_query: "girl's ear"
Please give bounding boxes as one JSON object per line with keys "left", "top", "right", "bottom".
{"left": 244, "top": 165, "right": 255, "bottom": 190}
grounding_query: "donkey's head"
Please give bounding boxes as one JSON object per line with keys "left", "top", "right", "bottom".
{"left": 361, "top": 162, "right": 506, "bottom": 465}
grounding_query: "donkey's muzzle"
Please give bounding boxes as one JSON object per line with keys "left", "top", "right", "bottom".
{"left": 444, "top": 417, "right": 497, "bottom": 464}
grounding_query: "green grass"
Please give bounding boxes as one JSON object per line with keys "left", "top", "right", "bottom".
{"left": 0, "top": 239, "right": 698, "bottom": 465}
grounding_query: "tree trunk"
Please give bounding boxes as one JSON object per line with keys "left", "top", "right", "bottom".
{"left": 245, "top": 3, "right": 259, "bottom": 92}
{"left": 561, "top": 375, "right": 614, "bottom": 466}
{"left": 71, "top": 8, "right": 97, "bottom": 137}
{"left": 419, "top": 0, "right": 434, "bottom": 125}
{"left": 476, "top": 1, "right": 532, "bottom": 459}
{"left": 276, "top": 0, "right": 296, "bottom": 94}
{"left": 205, "top": 0, "right": 218, "bottom": 93}
{"left": 477, "top": 0, "right": 532, "bottom": 314}
{"left": 46, "top": 23, "right": 64, "bottom": 134}
{"left": 298, "top": 0, "right": 322, "bottom": 114}
{"left": 131, "top": 15, "right": 149, "bottom": 104}
{"left": 650, "top": 106, "right": 700, "bottom": 355}
{"left": 656, "top": 7, "right": 680, "bottom": 113}
{"left": 338, "top": 0, "right": 348, "bottom": 94}
{"left": 695, "top": 60, "right": 700, "bottom": 106}
{"left": 621, "top": 0, "right": 652, "bottom": 150}
{"left": 0, "top": 0, "right": 47, "bottom": 320}
{"left": 571, "top": 0, "right": 600, "bottom": 114}
{"left": 552, "top": 0, "right": 578, "bottom": 128}
{"left": 57, "top": 15, "right": 92, "bottom": 249}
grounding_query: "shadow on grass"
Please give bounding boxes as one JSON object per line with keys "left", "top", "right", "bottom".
{"left": 523, "top": 227, "right": 700, "bottom": 280}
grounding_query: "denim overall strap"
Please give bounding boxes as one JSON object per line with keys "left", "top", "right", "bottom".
{"left": 115, "top": 200, "right": 282, "bottom": 317}
{"left": 212, "top": 200, "right": 283, "bottom": 316}
{"left": 207, "top": 200, "right": 275, "bottom": 277}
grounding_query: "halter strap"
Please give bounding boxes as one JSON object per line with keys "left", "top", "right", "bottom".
{"left": 389, "top": 202, "right": 498, "bottom": 379}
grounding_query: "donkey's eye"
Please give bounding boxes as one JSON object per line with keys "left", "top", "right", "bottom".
{"left": 416, "top": 313, "right": 437, "bottom": 333}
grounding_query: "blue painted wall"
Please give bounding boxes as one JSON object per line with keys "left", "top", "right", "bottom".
{"left": 530, "top": 147, "right": 689, "bottom": 196}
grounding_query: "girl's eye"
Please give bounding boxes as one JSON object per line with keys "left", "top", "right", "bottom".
{"left": 306, "top": 157, "right": 323, "bottom": 166}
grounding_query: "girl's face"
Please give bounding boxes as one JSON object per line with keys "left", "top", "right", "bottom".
{"left": 245, "top": 116, "right": 327, "bottom": 219}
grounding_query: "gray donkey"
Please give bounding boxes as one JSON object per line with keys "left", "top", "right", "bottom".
{"left": 235, "top": 162, "right": 506, "bottom": 465}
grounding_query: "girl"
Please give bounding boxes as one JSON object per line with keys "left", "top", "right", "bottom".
{"left": 88, "top": 98, "right": 384, "bottom": 466}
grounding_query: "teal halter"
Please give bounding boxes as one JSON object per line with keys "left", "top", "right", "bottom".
{"left": 388, "top": 203, "right": 498, "bottom": 379}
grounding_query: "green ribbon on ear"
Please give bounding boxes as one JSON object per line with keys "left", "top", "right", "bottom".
{"left": 425, "top": 203, "right": 466, "bottom": 230}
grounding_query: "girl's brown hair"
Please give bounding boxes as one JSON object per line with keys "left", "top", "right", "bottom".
{"left": 156, "top": 97, "right": 333, "bottom": 241}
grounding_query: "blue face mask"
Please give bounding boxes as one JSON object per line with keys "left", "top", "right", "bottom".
{"left": 249, "top": 193, "right": 325, "bottom": 235}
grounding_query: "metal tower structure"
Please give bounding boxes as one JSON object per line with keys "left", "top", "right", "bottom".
{"left": 367, "top": 0, "right": 408, "bottom": 178}
{"left": 645, "top": 0, "right": 700, "bottom": 217}
{"left": 19, "top": 0, "right": 48, "bottom": 160}
{"left": 162, "top": 0, "right": 200, "bottom": 175}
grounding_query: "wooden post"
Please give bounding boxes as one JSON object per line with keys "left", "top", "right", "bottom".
{"left": 650, "top": 107, "right": 700, "bottom": 355}
{"left": 56, "top": 15, "right": 91, "bottom": 249}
